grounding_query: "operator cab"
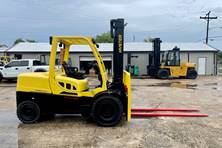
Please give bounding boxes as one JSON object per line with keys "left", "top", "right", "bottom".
{"left": 165, "top": 47, "right": 180, "bottom": 66}
{"left": 50, "top": 37, "right": 106, "bottom": 95}
{"left": 57, "top": 43, "right": 85, "bottom": 80}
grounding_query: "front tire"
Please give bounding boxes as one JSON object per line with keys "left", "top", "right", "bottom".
{"left": 157, "top": 69, "right": 169, "bottom": 79}
{"left": 91, "top": 96, "right": 123, "bottom": 127}
{"left": 186, "top": 69, "right": 197, "bottom": 79}
{"left": 17, "top": 101, "right": 40, "bottom": 124}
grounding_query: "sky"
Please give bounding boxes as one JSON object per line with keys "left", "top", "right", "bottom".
{"left": 0, "top": 0, "right": 222, "bottom": 49}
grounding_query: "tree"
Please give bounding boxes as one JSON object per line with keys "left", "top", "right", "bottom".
{"left": 26, "top": 39, "right": 37, "bottom": 43}
{"left": 144, "top": 37, "right": 153, "bottom": 43}
{"left": 13, "top": 38, "right": 25, "bottom": 45}
{"left": 95, "top": 32, "right": 113, "bottom": 43}
{"left": 13, "top": 38, "right": 37, "bottom": 45}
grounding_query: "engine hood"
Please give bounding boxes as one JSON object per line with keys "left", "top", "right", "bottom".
{"left": 16, "top": 72, "right": 51, "bottom": 94}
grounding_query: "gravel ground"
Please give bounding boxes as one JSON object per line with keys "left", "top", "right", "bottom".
{"left": 0, "top": 76, "right": 222, "bottom": 148}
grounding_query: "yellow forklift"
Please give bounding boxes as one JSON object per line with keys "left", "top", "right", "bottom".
{"left": 16, "top": 19, "right": 131, "bottom": 127}
{"left": 147, "top": 38, "right": 198, "bottom": 79}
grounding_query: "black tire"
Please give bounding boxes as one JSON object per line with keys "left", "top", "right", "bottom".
{"left": 17, "top": 101, "right": 40, "bottom": 124}
{"left": 91, "top": 96, "right": 123, "bottom": 127}
{"left": 186, "top": 69, "right": 197, "bottom": 79}
{"left": 157, "top": 69, "right": 169, "bottom": 79}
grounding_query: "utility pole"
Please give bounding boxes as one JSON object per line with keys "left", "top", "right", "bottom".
{"left": 200, "top": 11, "right": 217, "bottom": 44}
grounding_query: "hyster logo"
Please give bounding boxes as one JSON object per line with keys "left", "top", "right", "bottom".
{"left": 118, "top": 34, "right": 123, "bottom": 53}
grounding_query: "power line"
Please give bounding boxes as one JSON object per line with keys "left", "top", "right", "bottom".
{"left": 200, "top": 11, "right": 218, "bottom": 44}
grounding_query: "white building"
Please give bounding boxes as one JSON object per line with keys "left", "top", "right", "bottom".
{"left": 0, "top": 42, "right": 218, "bottom": 75}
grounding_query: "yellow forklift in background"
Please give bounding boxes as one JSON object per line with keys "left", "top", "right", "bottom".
{"left": 16, "top": 19, "right": 131, "bottom": 127}
{"left": 147, "top": 38, "right": 198, "bottom": 79}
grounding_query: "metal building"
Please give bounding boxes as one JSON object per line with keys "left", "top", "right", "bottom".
{"left": 2, "top": 42, "right": 218, "bottom": 75}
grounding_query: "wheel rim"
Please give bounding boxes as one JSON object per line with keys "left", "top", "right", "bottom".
{"left": 163, "top": 72, "right": 168, "bottom": 78}
{"left": 20, "top": 105, "right": 38, "bottom": 122}
{"left": 191, "top": 73, "right": 196, "bottom": 78}
{"left": 96, "top": 101, "right": 118, "bottom": 122}
{"left": 161, "top": 71, "right": 168, "bottom": 78}
{"left": 189, "top": 71, "right": 197, "bottom": 78}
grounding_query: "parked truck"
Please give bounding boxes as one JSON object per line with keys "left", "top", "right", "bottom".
{"left": 0, "top": 59, "right": 50, "bottom": 82}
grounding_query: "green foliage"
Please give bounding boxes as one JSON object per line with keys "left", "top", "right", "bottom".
{"left": 26, "top": 39, "right": 37, "bottom": 43}
{"left": 144, "top": 37, "right": 153, "bottom": 42}
{"left": 13, "top": 38, "right": 25, "bottom": 45}
{"left": 13, "top": 38, "right": 37, "bottom": 45}
{"left": 95, "top": 32, "right": 113, "bottom": 43}
{"left": 217, "top": 51, "right": 222, "bottom": 64}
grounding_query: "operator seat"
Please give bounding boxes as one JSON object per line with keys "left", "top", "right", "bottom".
{"left": 62, "top": 62, "right": 85, "bottom": 79}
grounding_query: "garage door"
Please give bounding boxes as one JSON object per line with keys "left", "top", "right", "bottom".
{"left": 198, "top": 58, "right": 206, "bottom": 75}
{"left": 79, "top": 56, "right": 112, "bottom": 74}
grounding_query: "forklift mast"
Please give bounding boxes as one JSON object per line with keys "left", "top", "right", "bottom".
{"left": 151, "top": 38, "right": 162, "bottom": 67}
{"left": 147, "top": 38, "right": 162, "bottom": 76}
{"left": 110, "top": 18, "right": 125, "bottom": 85}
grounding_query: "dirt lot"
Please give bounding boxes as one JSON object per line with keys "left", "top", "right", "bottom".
{"left": 0, "top": 76, "right": 222, "bottom": 148}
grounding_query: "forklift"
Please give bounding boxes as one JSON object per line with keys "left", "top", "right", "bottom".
{"left": 147, "top": 38, "right": 198, "bottom": 79}
{"left": 16, "top": 18, "right": 131, "bottom": 127}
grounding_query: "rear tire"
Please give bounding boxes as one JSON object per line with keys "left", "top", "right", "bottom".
{"left": 17, "top": 101, "right": 40, "bottom": 124}
{"left": 186, "top": 69, "right": 197, "bottom": 79}
{"left": 157, "top": 69, "right": 169, "bottom": 79}
{"left": 91, "top": 96, "right": 123, "bottom": 127}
